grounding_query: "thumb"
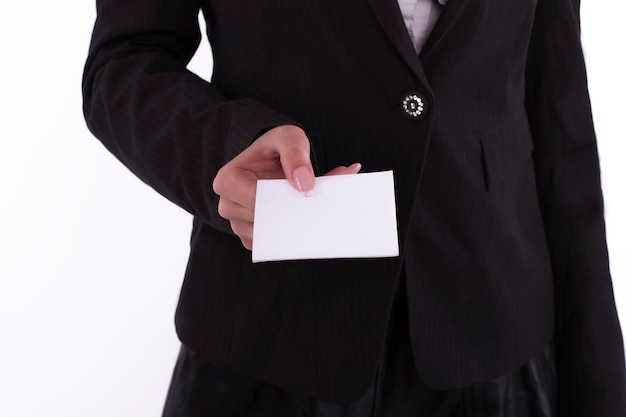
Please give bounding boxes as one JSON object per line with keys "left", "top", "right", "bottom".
{"left": 272, "top": 127, "right": 316, "bottom": 196}
{"left": 290, "top": 166, "right": 316, "bottom": 197}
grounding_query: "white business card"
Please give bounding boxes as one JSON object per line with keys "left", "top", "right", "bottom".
{"left": 252, "top": 170, "right": 399, "bottom": 263}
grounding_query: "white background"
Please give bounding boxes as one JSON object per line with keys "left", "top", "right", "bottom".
{"left": 0, "top": 1, "right": 624, "bottom": 416}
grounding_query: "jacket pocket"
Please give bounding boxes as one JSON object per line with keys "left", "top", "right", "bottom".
{"left": 480, "top": 115, "right": 535, "bottom": 192}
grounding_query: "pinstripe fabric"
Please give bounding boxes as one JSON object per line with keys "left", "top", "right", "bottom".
{"left": 83, "top": 0, "right": 626, "bottom": 412}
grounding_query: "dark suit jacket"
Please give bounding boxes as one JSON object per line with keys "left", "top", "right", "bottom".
{"left": 83, "top": 0, "right": 626, "bottom": 413}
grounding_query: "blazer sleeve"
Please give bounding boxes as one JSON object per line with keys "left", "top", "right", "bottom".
{"left": 82, "top": 0, "right": 297, "bottom": 234}
{"left": 524, "top": 0, "right": 626, "bottom": 415}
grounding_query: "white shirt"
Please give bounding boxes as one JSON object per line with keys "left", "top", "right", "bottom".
{"left": 397, "top": 0, "right": 444, "bottom": 53}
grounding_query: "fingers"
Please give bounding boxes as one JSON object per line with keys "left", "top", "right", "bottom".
{"left": 215, "top": 186, "right": 255, "bottom": 250}
{"left": 213, "top": 124, "right": 316, "bottom": 250}
{"left": 214, "top": 126, "right": 361, "bottom": 251}
{"left": 324, "top": 163, "right": 362, "bottom": 176}
{"left": 217, "top": 199, "right": 254, "bottom": 224}
{"left": 263, "top": 125, "right": 316, "bottom": 196}
{"left": 230, "top": 220, "right": 254, "bottom": 250}
{"left": 213, "top": 166, "right": 258, "bottom": 210}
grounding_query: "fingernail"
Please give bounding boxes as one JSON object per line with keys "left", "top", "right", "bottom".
{"left": 348, "top": 163, "right": 362, "bottom": 173}
{"left": 293, "top": 166, "right": 315, "bottom": 197}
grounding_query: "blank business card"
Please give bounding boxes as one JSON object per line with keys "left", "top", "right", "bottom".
{"left": 252, "top": 170, "right": 399, "bottom": 263}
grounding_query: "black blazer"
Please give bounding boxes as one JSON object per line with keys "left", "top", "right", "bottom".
{"left": 83, "top": 0, "right": 626, "bottom": 413}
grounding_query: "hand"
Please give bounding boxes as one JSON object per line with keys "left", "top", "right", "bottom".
{"left": 212, "top": 125, "right": 361, "bottom": 250}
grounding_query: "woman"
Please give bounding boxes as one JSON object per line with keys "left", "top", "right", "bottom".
{"left": 83, "top": 0, "right": 626, "bottom": 415}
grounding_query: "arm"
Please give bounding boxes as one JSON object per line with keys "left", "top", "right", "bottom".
{"left": 82, "top": 0, "right": 304, "bottom": 236}
{"left": 82, "top": 0, "right": 358, "bottom": 248}
{"left": 525, "top": 0, "right": 626, "bottom": 414}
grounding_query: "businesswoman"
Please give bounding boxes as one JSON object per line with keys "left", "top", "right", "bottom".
{"left": 83, "top": 0, "right": 626, "bottom": 415}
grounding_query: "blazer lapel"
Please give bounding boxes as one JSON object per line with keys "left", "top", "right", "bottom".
{"left": 367, "top": 0, "right": 429, "bottom": 85}
{"left": 419, "top": 0, "right": 467, "bottom": 58}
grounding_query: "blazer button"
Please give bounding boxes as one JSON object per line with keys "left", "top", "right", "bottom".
{"left": 401, "top": 91, "right": 429, "bottom": 120}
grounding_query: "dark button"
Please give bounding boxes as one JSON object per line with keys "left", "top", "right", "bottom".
{"left": 401, "top": 91, "right": 429, "bottom": 120}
